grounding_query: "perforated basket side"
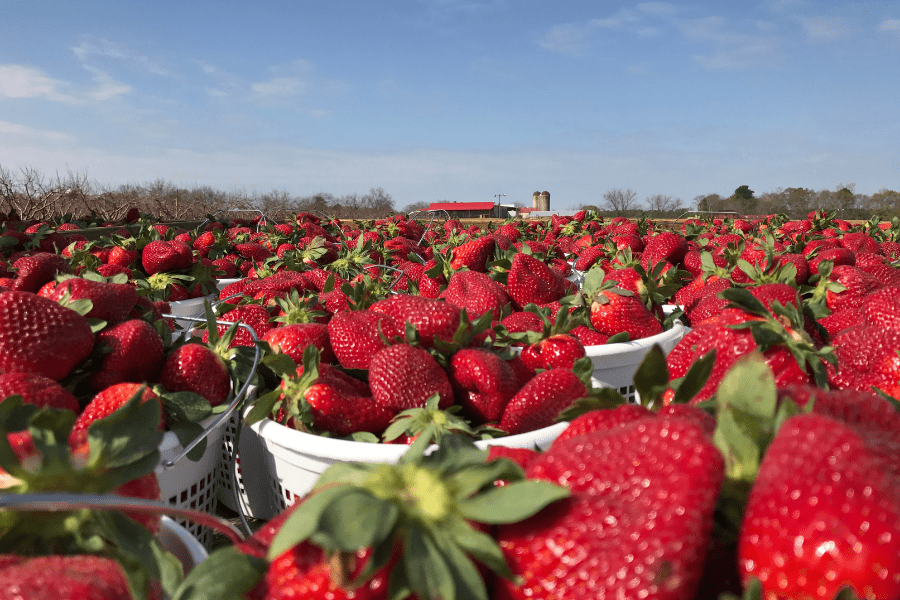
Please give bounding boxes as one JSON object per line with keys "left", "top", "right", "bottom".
{"left": 216, "top": 411, "right": 281, "bottom": 520}
{"left": 156, "top": 416, "right": 227, "bottom": 549}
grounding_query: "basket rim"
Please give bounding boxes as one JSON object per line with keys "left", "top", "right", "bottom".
{"left": 250, "top": 419, "right": 569, "bottom": 463}
{"left": 583, "top": 320, "right": 685, "bottom": 358}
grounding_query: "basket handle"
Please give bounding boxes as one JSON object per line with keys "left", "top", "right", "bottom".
{"left": 156, "top": 317, "right": 261, "bottom": 470}
{"left": 0, "top": 492, "right": 246, "bottom": 544}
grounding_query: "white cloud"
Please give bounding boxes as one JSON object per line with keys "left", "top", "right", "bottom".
{"left": 82, "top": 65, "right": 131, "bottom": 100}
{"left": 0, "top": 120, "right": 75, "bottom": 143}
{"left": 878, "top": 19, "right": 900, "bottom": 33}
{"left": 247, "top": 59, "right": 351, "bottom": 107}
{"left": 799, "top": 15, "right": 855, "bottom": 40}
{"left": 72, "top": 38, "right": 168, "bottom": 76}
{"left": 678, "top": 16, "right": 781, "bottom": 70}
{"left": 539, "top": 23, "right": 594, "bottom": 55}
{"left": 0, "top": 65, "right": 79, "bottom": 103}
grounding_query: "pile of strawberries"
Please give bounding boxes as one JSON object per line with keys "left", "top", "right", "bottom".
{"left": 0, "top": 206, "right": 899, "bottom": 599}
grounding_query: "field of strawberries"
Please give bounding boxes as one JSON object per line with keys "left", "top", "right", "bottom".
{"left": 0, "top": 206, "right": 898, "bottom": 600}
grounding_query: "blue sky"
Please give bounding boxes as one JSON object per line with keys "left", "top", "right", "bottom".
{"left": 1, "top": 1, "right": 898, "bottom": 211}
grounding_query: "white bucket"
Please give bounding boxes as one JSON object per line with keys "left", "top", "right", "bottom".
{"left": 156, "top": 415, "right": 227, "bottom": 549}
{"left": 215, "top": 278, "right": 243, "bottom": 292}
{"left": 159, "top": 516, "right": 208, "bottom": 574}
{"left": 252, "top": 420, "right": 569, "bottom": 515}
{"left": 584, "top": 320, "right": 686, "bottom": 402}
{"left": 168, "top": 296, "right": 214, "bottom": 338}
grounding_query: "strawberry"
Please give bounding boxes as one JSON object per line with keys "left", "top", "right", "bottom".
{"left": 264, "top": 323, "right": 335, "bottom": 364}
{"left": 370, "top": 294, "right": 462, "bottom": 350}
{"left": 826, "top": 324, "right": 900, "bottom": 396}
{"left": 450, "top": 235, "right": 496, "bottom": 272}
{"left": 0, "top": 554, "right": 162, "bottom": 600}
{"left": 89, "top": 318, "right": 165, "bottom": 391}
{"left": 496, "top": 415, "right": 724, "bottom": 600}
{"left": 642, "top": 230, "right": 689, "bottom": 267}
{"left": 271, "top": 353, "right": 394, "bottom": 437}
{"left": 0, "top": 290, "right": 95, "bottom": 381}
{"left": 9, "top": 252, "right": 72, "bottom": 293}
{"left": 439, "top": 270, "right": 511, "bottom": 321}
{"left": 506, "top": 253, "right": 568, "bottom": 308}
{"left": 203, "top": 303, "right": 274, "bottom": 347}
{"left": 368, "top": 344, "right": 454, "bottom": 411}
{"left": 107, "top": 245, "right": 139, "bottom": 269}
{"left": 0, "top": 372, "right": 79, "bottom": 411}
{"left": 69, "top": 383, "right": 164, "bottom": 450}
{"left": 590, "top": 288, "right": 663, "bottom": 340}
{"left": 519, "top": 333, "right": 585, "bottom": 371}
{"left": 499, "top": 364, "right": 588, "bottom": 435}
{"left": 157, "top": 342, "right": 232, "bottom": 406}
{"left": 861, "top": 286, "right": 900, "bottom": 334}
{"left": 141, "top": 240, "right": 190, "bottom": 275}
{"left": 447, "top": 347, "right": 522, "bottom": 424}
{"left": 739, "top": 412, "right": 900, "bottom": 599}
{"left": 327, "top": 309, "right": 401, "bottom": 370}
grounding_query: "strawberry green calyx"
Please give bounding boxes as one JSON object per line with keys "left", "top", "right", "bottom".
{"left": 267, "top": 436, "right": 570, "bottom": 600}
{"left": 381, "top": 394, "right": 478, "bottom": 445}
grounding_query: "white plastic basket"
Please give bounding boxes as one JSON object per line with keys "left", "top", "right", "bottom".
{"left": 585, "top": 320, "right": 686, "bottom": 402}
{"left": 155, "top": 415, "right": 226, "bottom": 550}
{"left": 250, "top": 419, "right": 569, "bottom": 516}
{"left": 157, "top": 315, "right": 262, "bottom": 546}
{"left": 168, "top": 297, "right": 214, "bottom": 339}
{"left": 215, "top": 404, "right": 278, "bottom": 520}
{"left": 159, "top": 516, "right": 208, "bottom": 574}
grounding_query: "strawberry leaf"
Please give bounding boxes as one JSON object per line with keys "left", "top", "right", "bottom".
{"left": 457, "top": 480, "right": 570, "bottom": 524}
{"left": 632, "top": 345, "right": 668, "bottom": 408}
{"left": 171, "top": 546, "right": 266, "bottom": 600}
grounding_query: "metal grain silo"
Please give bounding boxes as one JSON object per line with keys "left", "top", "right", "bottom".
{"left": 532, "top": 191, "right": 541, "bottom": 209}
{"left": 539, "top": 191, "right": 550, "bottom": 212}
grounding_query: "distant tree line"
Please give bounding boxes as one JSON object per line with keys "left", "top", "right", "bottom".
{"left": 581, "top": 184, "right": 900, "bottom": 220}
{"left": 0, "top": 165, "right": 400, "bottom": 223}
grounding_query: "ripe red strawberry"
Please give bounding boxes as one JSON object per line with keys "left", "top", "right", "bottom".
{"left": 327, "top": 309, "right": 401, "bottom": 370}
{"left": 739, "top": 412, "right": 900, "bottom": 599}
{"left": 141, "top": 240, "right": 188, "bottom": 275}
{"left": 9, "top": 252, "right": 72, "bottom": 293}
{"left": 826, "top": 324, "right": 900, "bottom": 396}
{"left": 499, "top": 367, "right": 587, "bottom": 434}
{"left": 0, "top": 290, "right": 95, "bottom": 381}
{"left": 496, "top": 415, "right": 724, "bottom": 600}
{"left": 861, "top": 286, "right": 900, "bottom": 334}
{"left": 450, "top": 235, "right": 496, "bottom": 272}
{"left": 370, "top": 294, "right": 462, "bottom": 349}
{"left": 519, "top": 333, "right": 586, "bottom": 371}
{"left": 0, "top": 372, "right": 79, "bottom": 411}
{"left": 69, "top": 383, "right": 164, "bottom": 450}
{"left": 506, "top": 253, "right": 567, "bottom": 307}
{"left": 368, "top": 344, "right": 454, "bottom": 411}
{"left": 447, "top": 347, "right": 522, "bottom": 424}
{"left": 279, "top": 361, "right": 394, "bottom": 436}
{"left": 823, "top": 264, "right": 882, "bottom": 311}
{"left": 0, "top": 554, "right": 162, "bottom": 600}
{"left": 264, "top": 323, "right": 335, "bottom": 364}
{"left": 589, "top": 288, "right": 663, "bottom": 340}
{"left": 569, "top": 324, "right": 609, "bottom": 346}
{"left": 203, "top": 304, "right": 274, "bottom": 347}
{"left": 551, "top": 403, "right": 653, "bottom": 446}
{"left": 107, "top": 245, "right": 138, "bottom": 269}
{"left": 157, "top": 342, "right": 232, "bottom": 406}
{"left": 89, "top": 319, "right": 165, "bottom": 391}
{"left": 439, "top": 270, "right": 511, "bottom": 320}
{"left": 642, "top": 231, "right": 689, "bottom": 266}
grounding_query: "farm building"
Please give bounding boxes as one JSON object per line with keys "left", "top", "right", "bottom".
{"left": 425, "top": 201, "right": 516, "bottom": 218}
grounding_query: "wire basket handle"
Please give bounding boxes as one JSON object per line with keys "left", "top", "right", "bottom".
{"left": 408, "top": 208, "right": 451, "bottom": 246}
{"left": 157, "top": 317, "right": 261, "bottom": 470}
{"left": 0, "top": 492, "right": 246, "bottom": 544}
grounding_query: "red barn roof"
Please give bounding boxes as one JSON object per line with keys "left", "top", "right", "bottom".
{"left": 427, "top": 202, "right": 496, "bottom": 212}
